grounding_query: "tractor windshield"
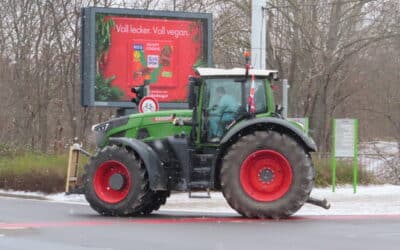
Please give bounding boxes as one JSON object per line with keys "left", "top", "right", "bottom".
{"left": 202, "top": 78, "right": 267, "bottom": 142}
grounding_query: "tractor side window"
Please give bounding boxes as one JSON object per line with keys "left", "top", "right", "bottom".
{"left": 203, "top": 79, "right": 241, "bottom": 141}
{"left": 206, "top": 80, "right": 241, "bottom": 110}
{"left": 245, "top": 79, "right": 267, "bottom": 114}
{"left": 249, "top": 79, "right": 267, "bottom": 114}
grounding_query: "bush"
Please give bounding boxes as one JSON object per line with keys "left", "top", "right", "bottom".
{"left": 312, "top": 153, "right": 378, "bottom": 187}
{"left": 0, "top": 143, "right": 17, "bottom": 157}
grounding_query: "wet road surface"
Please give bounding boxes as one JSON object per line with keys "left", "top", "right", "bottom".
{"left": 1, "top": 196, "right": 400, "bottom": 250}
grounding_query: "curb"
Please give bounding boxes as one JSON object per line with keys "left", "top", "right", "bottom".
{"left": 0, "top": 192, "right": 48, "bottom": 200}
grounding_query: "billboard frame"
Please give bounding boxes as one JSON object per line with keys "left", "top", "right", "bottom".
{"left": 81, "top": 7, "right": 213, "bottom": 108}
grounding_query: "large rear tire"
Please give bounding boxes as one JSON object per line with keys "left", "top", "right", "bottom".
{"left": 220, "top": 131, "right": 314, "bottom": 219}
{"left": 84, "top": 145, "right": 153, "bottom": 216}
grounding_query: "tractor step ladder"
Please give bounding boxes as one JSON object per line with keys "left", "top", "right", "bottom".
{"left": 188, "top": 153, "right": 214, "bottom": 199}
{"left": 189, "top": 188, "right": 211, "bottom": 199}
{"left": 65, "top": 143, "right": 91, "bottom": 194}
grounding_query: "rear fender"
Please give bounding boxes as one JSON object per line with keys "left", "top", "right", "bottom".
{"left": 220, "top": 117, "right": 317, "bottom": 152}
{"left": 108, "top": 137, "right": 167, "bottom": 191}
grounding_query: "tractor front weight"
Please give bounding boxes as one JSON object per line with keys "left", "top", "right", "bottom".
{"left": 65, "top": 143, "right": 91, "bottom": 194}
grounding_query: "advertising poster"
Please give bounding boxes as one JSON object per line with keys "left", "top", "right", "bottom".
{"left": 95, "top": 15, "right": 205, "bottom": 103}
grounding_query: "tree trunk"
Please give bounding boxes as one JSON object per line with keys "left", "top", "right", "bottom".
{"left": 309, "top": 1, "right": 343, "bottom": 152}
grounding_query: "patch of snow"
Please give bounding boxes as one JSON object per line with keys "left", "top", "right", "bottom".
{"left": 0, "top": 189, "right": 47, "bottom": 199}
{"left": 47, "top": 193, "right": 87, "bottom": 205}
{"left": 1, "top": 185, "right": 400, "bottom": 216}
{"left": 359, "top": 141, "right": 399, "bottom": 175}
{"left": 360, "top": 141, "right": 399, "bottom": 155}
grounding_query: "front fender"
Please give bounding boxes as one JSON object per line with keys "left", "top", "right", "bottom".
{"left": 108, "top": 137, "right": 167, "bottom": 191}
{"left": 220, "top": 117, "right": 317, "bottom": 152}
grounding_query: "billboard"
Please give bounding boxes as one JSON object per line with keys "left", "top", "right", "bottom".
{"left": 81, "top": 7, "right": 212, "bottom": 108}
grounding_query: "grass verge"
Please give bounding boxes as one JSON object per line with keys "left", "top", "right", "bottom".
{"left": 0, "top": 151, "right": 69, "bottom": 193}
{"left": 0, "top": 150, "right": 378, "bottom": 194}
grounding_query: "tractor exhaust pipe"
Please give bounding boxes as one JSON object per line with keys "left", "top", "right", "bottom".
{"left": 306, "top": 197, "right": 331, "bottom": 209}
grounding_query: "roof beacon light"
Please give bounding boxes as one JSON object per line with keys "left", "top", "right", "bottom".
{"left": 244, "top": 51, "right": 251, "bottom": 78}
{"left": 244, "top": 51, "right": 251, "bottom": 61}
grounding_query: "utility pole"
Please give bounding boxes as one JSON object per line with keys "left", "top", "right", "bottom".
{"left": 251, "top": 0, "right": 289, "bottom": 117}
{"left": 251, "top": 0, "right": 267, "bottom": 69}
{"left": 282, "top": 79, "right": 289, "bottom": 118}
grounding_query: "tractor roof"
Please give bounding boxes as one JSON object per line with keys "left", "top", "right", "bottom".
{"left": 196, "top": 67, "right": 279, "bottom": 78}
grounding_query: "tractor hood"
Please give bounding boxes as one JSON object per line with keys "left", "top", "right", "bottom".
{"left": 92, "top": 110, "right": 193, "bottom": 147}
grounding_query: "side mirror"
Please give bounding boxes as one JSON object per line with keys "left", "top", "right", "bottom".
{"left": 131, "top": 80, "right": 150, "bottom": 104}
{"left": 271, "top": 72, "right": 279, "bottom": 81}
{"left": 131, "top": 86, "right": 145, "bottom": 104}
{"left": 188, "top": 77, "right": 200, "bottom": 109}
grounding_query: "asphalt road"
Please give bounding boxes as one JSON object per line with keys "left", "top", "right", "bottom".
{"left": 1, "top": 196, "right": 400, "bottom": 250}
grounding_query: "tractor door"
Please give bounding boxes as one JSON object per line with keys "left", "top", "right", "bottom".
{"left": 200, "top": 78, "right": 242, "bottom": 142}
{"left": 199, "top": 77, "right": 269, "bottom": 143}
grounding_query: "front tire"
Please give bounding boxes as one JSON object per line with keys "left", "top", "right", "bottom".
{"left": 220, "top": 131, "right": 314, "bottom": 219}
{"left": 84, "top": 145, "right": 152, "bottom": 216}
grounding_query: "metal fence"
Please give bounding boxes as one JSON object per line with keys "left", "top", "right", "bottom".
{"left": 312, "top": 151, "right": 400, "bottom": 184}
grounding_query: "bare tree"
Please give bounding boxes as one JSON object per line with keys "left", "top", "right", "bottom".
{"left": 267, "top": 0, "right": 400, "bottom": 151}
{"left": 0, "top": 0, "right": 399, "bottom": 155}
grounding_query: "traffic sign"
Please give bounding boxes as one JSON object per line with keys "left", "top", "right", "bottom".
{"left": 332, "top": 119, "right": 359, "bottom": 193}
{"left": 334, "top": 119, "right": 356, "bottom": 157}
{"left": 138, "top": 96, "right": 159, "bottom": 113}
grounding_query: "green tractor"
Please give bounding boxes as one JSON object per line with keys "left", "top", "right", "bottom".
{"left": 66, "top": 63, "right": 329, "bottom": 219}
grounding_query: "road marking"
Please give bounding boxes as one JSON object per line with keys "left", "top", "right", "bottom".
{"left": 296, "top": 214, "right": 400, "bottom": 221}
{"left": 0, "top": 227, "right": 27, "bottom": 230}
{"left": 0, "top": 223, "right": 29, "bottom": 230}
{"left": 1, "top": 214, "right": 400, "bottom": 229}
{"left": 376, "top": 232, "right": 400, "bottom": 237}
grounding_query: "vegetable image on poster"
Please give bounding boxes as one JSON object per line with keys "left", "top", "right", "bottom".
{"left": 95, "top": 15, "right": 205, "bottom": 103}
{"left": 95, "top": 15, "right": 124, "bottom": 102}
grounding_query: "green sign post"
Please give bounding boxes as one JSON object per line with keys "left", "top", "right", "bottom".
{"left": 332, "top": 119, "right": 359, "bottom": 193}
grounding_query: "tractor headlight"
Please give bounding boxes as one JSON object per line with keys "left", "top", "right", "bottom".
{"left": 91, "top": 116, "right": 129, "bottom": 147}
{"left": 92, "top": 122, "right": 109, "bottom": 133}
{"left": 92, "top": 122, "right": 109, "bottom": 147}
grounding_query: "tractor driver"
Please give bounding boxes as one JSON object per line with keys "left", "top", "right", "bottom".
{"left": 208, "top": 86, "right": 237, "bottom": 141}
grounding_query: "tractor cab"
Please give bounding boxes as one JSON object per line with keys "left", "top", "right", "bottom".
{"left": 189, "top": 67, "right": 279, "bottom": 143}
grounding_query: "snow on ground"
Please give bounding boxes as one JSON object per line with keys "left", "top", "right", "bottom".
{"left": 1, "top": 185, "right": 400, "bottom": 216}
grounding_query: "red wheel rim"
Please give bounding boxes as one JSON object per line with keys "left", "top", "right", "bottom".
{"left": 93, "top": 160, "right": 131, "bottom": 204}
{"left": 240, "top": 150, "right": 293, "bottom": 202}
